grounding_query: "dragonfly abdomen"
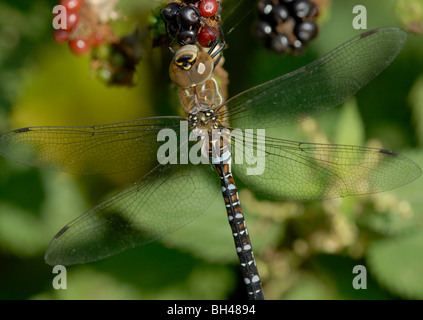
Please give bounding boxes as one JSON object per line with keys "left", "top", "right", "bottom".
{"left": 215, "top": 163, "right": 264, "bottom": 300}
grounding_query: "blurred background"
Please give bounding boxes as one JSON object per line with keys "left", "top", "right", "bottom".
{"left": 0, "top": 0, "right": 423, "bottom": 299}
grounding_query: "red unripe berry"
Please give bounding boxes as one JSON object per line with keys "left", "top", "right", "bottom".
{"left": 198, "top": 26, "right": 218, "bottom": 47}
{"left": 69, "top": 38, "right": 91, "bottom": 55}
{"left": 90, "top": 32, "right": 103, "bottom": 47}
{"left": 65, "top": 12, "right": 79, "bottom": 31}
{"left": 199, "top": 0, "right": 218, "bottom": 18}
{"left": 60, "top": 0, "right": 82, "bottom": 12}
{"left": 53, "top": 29, "right": 69, "bottom": 43}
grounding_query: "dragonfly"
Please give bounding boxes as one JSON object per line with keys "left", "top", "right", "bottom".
{"left": 0, "top": 27, "right": 420, "bottom": 299}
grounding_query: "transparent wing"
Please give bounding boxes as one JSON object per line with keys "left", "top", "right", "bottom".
{"left": 0, "top": 117, "right": 182, "bottom": 175}
{"left": 231, "top": 132, "right": 421, "bottom": 200}
{"left": 221, "top": 27, "right": 407, "bottom": 130}
{"left": 45, "top": 162, "right": 220, "bottom": 266}
{"left": 221, "top": 0, "right": 255, "bottom": 35}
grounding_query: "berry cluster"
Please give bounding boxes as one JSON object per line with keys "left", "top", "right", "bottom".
{"left": 255, "top": 0, "right": 319, "bottom": 54}
{"left": 53, "top": 0, "right": 142, "bottom": 86}
{"left": 161, "top": 0, "right": 220, "bottom": 48}
{"left": 53, "top": 0, "right": 105, "bottom": 55}
{"left": 91, "top": 31, "right": 143, "bottom": 86}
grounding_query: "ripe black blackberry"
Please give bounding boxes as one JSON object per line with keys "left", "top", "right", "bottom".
{"left": 255, "top": 0, "right": 319, "bottom": 54}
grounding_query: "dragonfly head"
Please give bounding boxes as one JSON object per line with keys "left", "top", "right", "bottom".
{"left": 170, "top": 45, "right": 214, "bottom": 88}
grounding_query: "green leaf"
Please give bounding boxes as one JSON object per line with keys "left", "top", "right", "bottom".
{"left": 162, "top": 189, "right": 284, "bottom": 263}
{"left": 367, "top": 230, "right": 423, "bottom": 299}
{"left": 334, "top": 98, "right": 365, "bottom": 146}
{"left": 394, "top": 0, "right": 423, "bottom": 34}
{"left": 0, "top": 203, "right": 45, "bottom": 256}
{"left": 410, "top": 75, "right": 423, "bottom": 144}
{"left": 282, "top": 272, "right": 337, "bottom": 300}
{"left": 161, "top": 191, "right": 236, "bottom": 262}
{"left": 35, "top": 243, "right": 235, "bottom": 299}
{"left": 357, "top": 149, "right": 423, "bottom": 235}
{"left": 389, "top": 149, "right": 423, "bottom": 214}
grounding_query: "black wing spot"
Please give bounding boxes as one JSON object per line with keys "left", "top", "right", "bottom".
{"left": 55, "top": 225, "right": 70, "bottom": 238}
{"left": 360, "top": 29, "right": 378, "bottom": 39}
{"left": 380, "top": 149, "right": 398, "bottom": 156}
{"left": 13, "top": 127, "right": 31, "bottom": 133}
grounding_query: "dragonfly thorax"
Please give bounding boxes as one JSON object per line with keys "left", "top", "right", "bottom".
{"left": 179, "top": 77, "right": 226, "bottom": 120}
{"left": 188, "top": 110, "right": 232, "bottom": 166}
{"left": 188, "top": 109, "right": 222, "bottom": 131}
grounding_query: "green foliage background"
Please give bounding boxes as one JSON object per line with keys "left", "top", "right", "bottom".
{"left": 0, "top": 0, "right": 423, "bottom": 299}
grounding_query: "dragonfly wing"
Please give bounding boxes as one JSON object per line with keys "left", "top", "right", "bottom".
{"left": 45, "top": 162, "right": 220, "bottom": 265}
{"left": 0, "top": 117, "right": 182, "bottom": 175}
{"left": 232, "top": 134, "right": 421, "bottom": 200}
{"left": 221, "top": 0, "right": 255, "bottom": 36}
{"left": 223, "top": 27, "right": 407, "bottom": 130}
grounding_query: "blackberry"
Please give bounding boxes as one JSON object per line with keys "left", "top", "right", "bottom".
{"left": 273, "top": 5, "right": 290, "bottom": 23}
{"left": 294, "top": 20, "right": 318, "bottom": 42}
{"left": 255, "top": 20, "right": 273, "bottom": 44}
{"left": 292, "top": 0, "right": 316, "bottom": 19}
{"left": 161, "top": 0, "right": 221, "bottom": 50}
{"left": 167, "top": 22, "right": 179, "bottom": 38}
{"left": 271, "top": 34, "right": 290, "bottom": 54}
{"left": 161, "top": 3, "right": 181, "bottom": 22}
{"left": 178, "top": 6, "right": 201, "bottom": 27}
{"left": 255, "top": 0, "right": 319, "bottom": 54}
{"left": 178, "top": 27, "right": 199, "bottom": 45}
{"left": 258, "top": 0, "right": 274, "bottom": 20}
{"left": 290, "top": 38, "right": 305, "bottom": 53}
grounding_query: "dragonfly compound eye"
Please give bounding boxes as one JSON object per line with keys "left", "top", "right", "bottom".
{"left": 170, "top": 46, "right": 214, "bottom": 88}
{"left": 173, "top": 45, "right": 199, "bottom": 68}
